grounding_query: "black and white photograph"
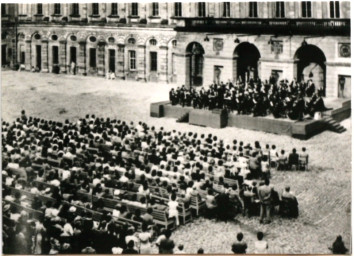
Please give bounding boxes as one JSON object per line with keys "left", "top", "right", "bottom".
{"left": 1, "top": 1, "right": 352, "bottom": 254}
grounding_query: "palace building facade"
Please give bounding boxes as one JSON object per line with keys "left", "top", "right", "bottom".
{"left": 1, "top": 2, "right": 351, "bottom": 98}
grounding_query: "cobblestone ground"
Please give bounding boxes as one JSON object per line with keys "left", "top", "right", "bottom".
{"left": 2, "top": 70, "right": 351, "bottom": 254}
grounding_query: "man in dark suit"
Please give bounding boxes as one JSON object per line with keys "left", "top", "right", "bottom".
{"left": 159, "top": 229, "right": 175, "bottom": 254}
{"left": 288, "top": 148, "right": 299, "bottom": 170}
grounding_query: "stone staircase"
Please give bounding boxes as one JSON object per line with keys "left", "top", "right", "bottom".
{"left": 322, "top": 116, "right": 346, "bottom": 133}
{"left": 176, "top": 112, "right": 189, "bottom": 123}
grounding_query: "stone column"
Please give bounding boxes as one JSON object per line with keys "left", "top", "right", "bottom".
{"left": 185, "top": 54, "right": 191, "bottom": 89}
{"left": 159, "top": 45, "right": 168, "bottom": 82}
{"left": 25, "top": 39, "right": 31, "bottom": 71}
{"left": 59, "top": 39, "right": 67, "bottom": 73}
{"left": 137, "top": 45, "right": 146, "bottom": 82}
{"left": 41, "top": 39, "right": 49, "bottom": 72}
{"left": 97, "top": 41, "right": 105, "bottom": 76}
{"left": 117, "top": 44, "right": 125, "bottom": 79}
{"left": 78, "top": 40, "right": 86, "bottom": 75}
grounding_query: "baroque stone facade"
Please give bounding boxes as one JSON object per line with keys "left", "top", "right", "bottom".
{"left": 1, "top": 2, "right": 351, "bottom": 97}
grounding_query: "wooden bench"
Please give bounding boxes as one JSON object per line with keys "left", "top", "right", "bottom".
{"left": 116, "top": 217, "right": 142, "bottom": 231}
{"left": 6, "top": 186, "right": 57, "bottom": 205}
{"left": 47, "top": 157, "right": 62, "bottom": 167}
{"left": 190, "top": 195, "right": 206, "bottom": 216}
{"left": 5, "top": 200, "right": 43, "bottom": 220}
{"left": 63, "top": 201, "right": 103, "bottom": 221}
{"left": 151, "top": 209, "right": 175, "bottom": 230}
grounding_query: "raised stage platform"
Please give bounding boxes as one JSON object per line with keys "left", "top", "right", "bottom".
{"left": 150, "top": 98, "right": 351, "bottom": 140}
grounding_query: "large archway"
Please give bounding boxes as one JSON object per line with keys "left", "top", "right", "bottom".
{"left": 295, "top": 44, "right": 326, "bottom": 96}
{"left": 186, "top": 42, "right": 204, "bottom": 87}
{"left": 233, "top": 42, "right": 261, "bottom": 82}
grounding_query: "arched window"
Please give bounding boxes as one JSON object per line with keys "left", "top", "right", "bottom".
{"left": 34, "top": 33, "right": 41, "bottom": 40}
{"left": 150, "top": 39, "right": 157, "bottom": 46}
{"left": 89, "top": 36, "right": 97, "bottom": 43}
{"left": 128, "top": 38, "right": 136, "bottom": 45}
{"left": 108, "top": 37, "right": 115, "bottom": 43}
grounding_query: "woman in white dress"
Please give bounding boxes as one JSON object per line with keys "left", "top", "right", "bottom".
{"left": 168, "top": 193, "right": 179, "bottom": 226}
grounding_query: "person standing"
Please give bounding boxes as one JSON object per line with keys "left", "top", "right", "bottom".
{"left": 258, "top": 179, "right": 272, "bottom": 224}
{"left": 159, "top": 229, "right": 175, "bottom": 254}
{"left": 70, "top": 61, "right": 76, "bottom": 75}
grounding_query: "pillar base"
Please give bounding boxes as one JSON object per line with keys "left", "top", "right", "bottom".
{"left": 41, "top": 69, "right": 49, "bottom": 73}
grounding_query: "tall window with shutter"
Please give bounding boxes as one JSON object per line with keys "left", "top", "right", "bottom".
{"left": 301, "top": 1, "right": 312, "bottom": 18}
{"left": 198, "top": 2, "right": 206, "bottom": 17}
{"left": 329, "top": 1, "right": 340, "bottom": 18}
{"left": 72, "top": 4, "right": 79, "bottom": 15}
{"left": 222, "top": 2, "right": 230, "bottom": 17}
{"left": 152, "top": 3, "right": 159, "bottom": 16}
{"left": 174, "top": 2, "right": 182, "bottom": 17}
{"left": 1, "top": 4, "right": 6, "bottom": 16}
{"left": 249, "top": 2, "right": 258, "bottom": 17}
{"left": 275, "top": 2, "right": 285, "bottom": 18}
{"left": 131, "top": 3, "right": 138, "bottom": 16}
{"left": 129, "top": 51, "right": 136, "bottom": 70}
{"left": 111, "top": 3, "right": 118, "bottom": 15}
{"left": 54, "top": 3, "right": 61, "bottom": 15}
{"left": 92, "top": 3, "right": 99, "bottom": 15}
{"left": 37, "top": 4, "right": 43, "bottom": 15}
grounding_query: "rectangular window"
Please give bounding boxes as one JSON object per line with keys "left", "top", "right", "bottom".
{"left": 54, "top": 3, "right": 61, "bottom": 15}
{"left": 301, "top": 1, "right": 311, "bottom": 18}
{"left": 52, "top": 46, "right": 59, "bottom": 64}
{"left": 131, "top": 3, "right": 138, "bottom": 16}
{"left": 72, "top": 4, "right": 79, "bottom": 15}
{"left": 111, "top": 3, "right": 118, "bottom": 15}
{"left": 150, "top": 52, "right": 157, "bottom": 72}
{"left": 92, "top": 3, "right": 99, "bottom": 15}
{"left": 129, "top": 50, "right": 136, "bottom": 70}
{"left": 198, "top": 2, "right": 206, "bottom": 17}
{"left": 330, "top": 1, "right": 340, "bottom": 18}
{"left": 90, "top": 48, "right": 97, "bottom": 68}
{"left": 37, "top": 4, "right": 43, "bottom": 15}
{"left": 174, "top": 2, "right": 182, "bottom": 17}
{"left": 249, "top": 2, "right": 258, "bottom": 17}
{"left": 275, "top": 2, "right": 285, "bottom": 18}
{"left": 222, "top": 2, "right": 230, "bottom": 17}
{"left": 152, "top": 3, "right": 159, "bottom": 16}
{"left": 1, "top": 4, "right": 6, "bottom": 16}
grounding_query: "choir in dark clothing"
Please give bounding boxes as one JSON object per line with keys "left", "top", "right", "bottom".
{"left": 169, "top": 78, "right": 328, "bottom": 120}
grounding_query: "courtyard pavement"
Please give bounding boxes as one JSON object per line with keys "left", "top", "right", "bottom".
{"left": 1, "top": 70, "right": 351, "bottom": 254}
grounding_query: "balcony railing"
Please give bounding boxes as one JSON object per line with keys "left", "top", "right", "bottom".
{"left": 173, "top": 17, "right": 350, "bottom": 36}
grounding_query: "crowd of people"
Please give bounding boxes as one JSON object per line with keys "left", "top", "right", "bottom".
{"left": 1, "top": 110, "right": 332, "bottom": 255}
{"left": 169, "top": 78, "right": 329, "bottom": 120}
